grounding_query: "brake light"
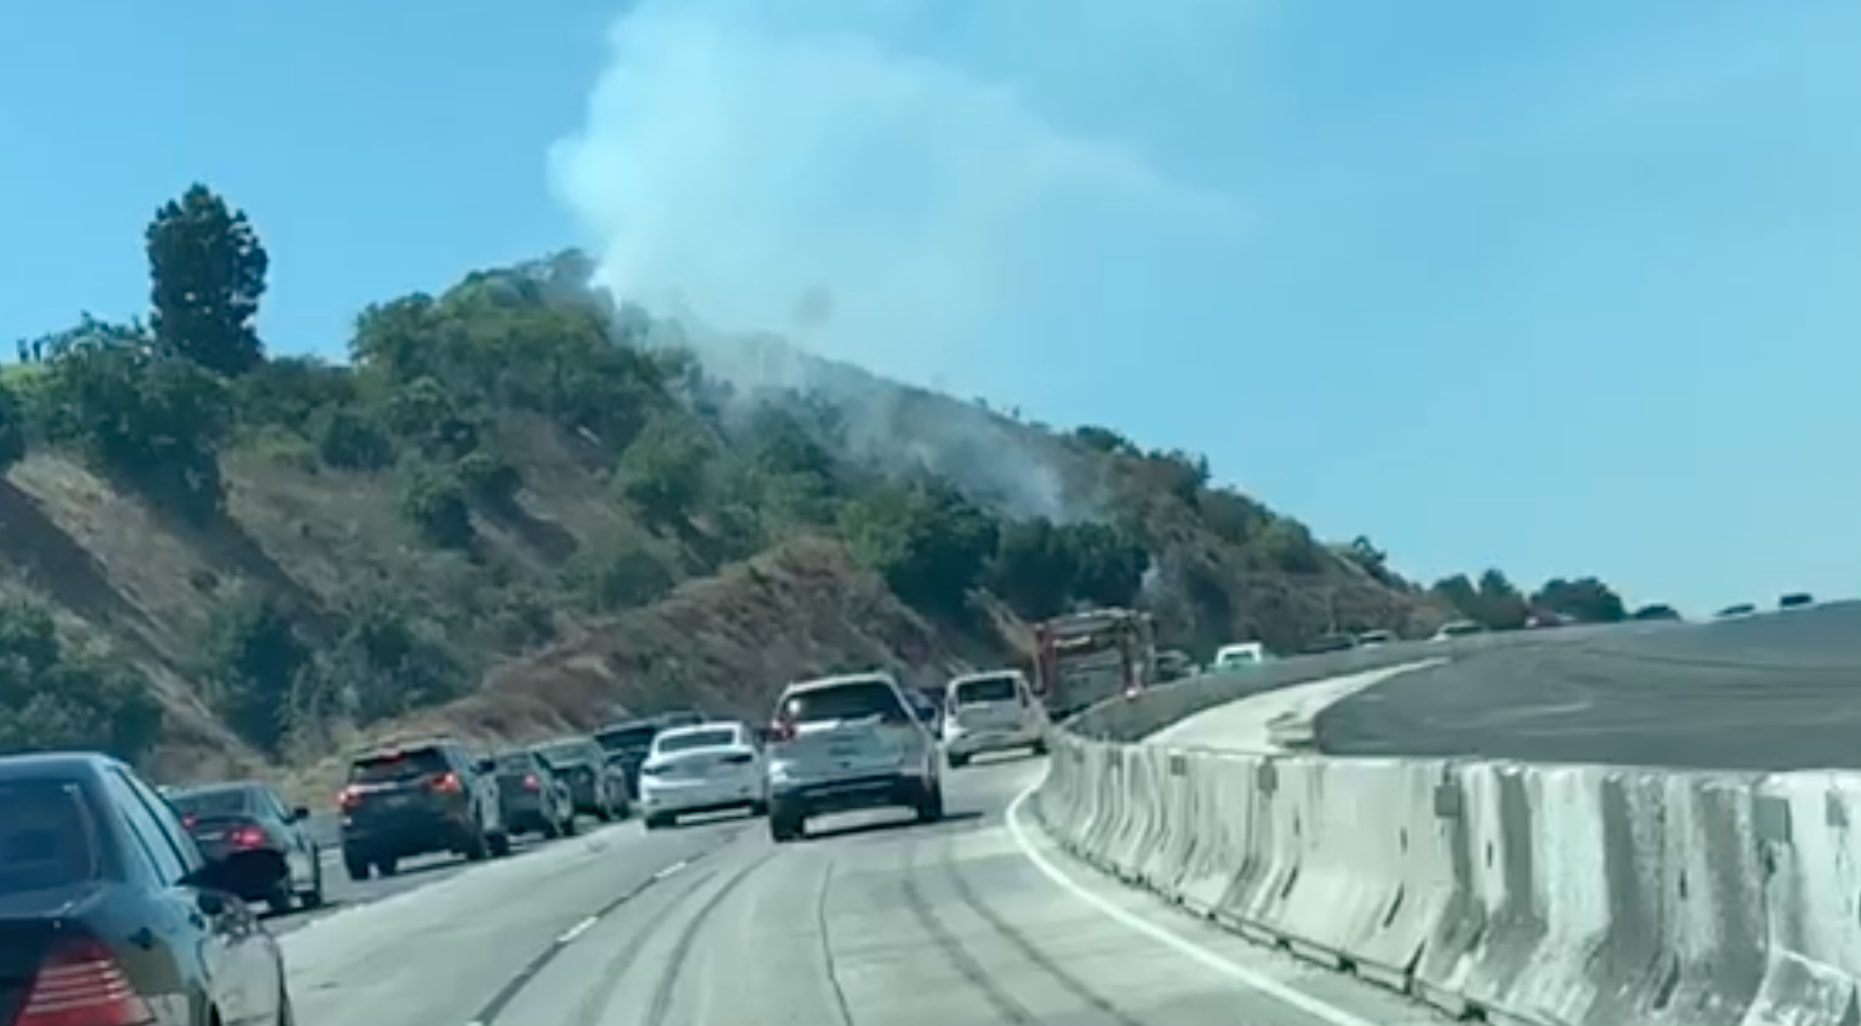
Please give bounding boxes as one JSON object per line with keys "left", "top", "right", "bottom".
{"left": 338, "top": 787, "right": 362, "bottom": 811}
{"left": 180, "top": 813, "right": 197, "bottom": 830}
{"left": 768, "top": 716, "right": 797, "bottom": 743}
{"left": 229, "top": 825, "right": 266, "bottom": 849}
{"left": 14, "top": 935, "right": 155, "bottom": 1026}
{"left": 430, "top": 772, "right": 462, "bottom": 794}
{"left": 522, "top": 773, "right": 540, "bottom": 792}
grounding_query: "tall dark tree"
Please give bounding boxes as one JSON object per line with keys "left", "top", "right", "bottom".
{"left": 146, "top": 184, "right": 270, "bottom": 376}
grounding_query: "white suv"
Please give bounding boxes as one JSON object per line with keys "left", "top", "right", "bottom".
{"left": 941, "top": 669, "right": 1048, "bottom": 768}
{"left": 764, "top": 672, "right": 944, "bottom": 843}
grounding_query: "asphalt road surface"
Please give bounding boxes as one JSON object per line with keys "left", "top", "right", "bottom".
{"left": 1315, "top": 602, "right": 1861, "bottom": 772}
{"left": 278, "top": 754, "right": 1454, "bottom": 1026}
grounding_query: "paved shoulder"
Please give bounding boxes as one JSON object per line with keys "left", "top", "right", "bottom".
{"left": 1145, "top": 663, "right": 1440, "bottom": 752}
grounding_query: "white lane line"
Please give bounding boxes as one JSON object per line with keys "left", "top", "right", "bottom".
{"left": 556, "top": 915, "right": 599, "bottom": 946}
{"left": 653, "top": 859, "right": 690, "bottom": 881}
{"left": 1004, "top": 784, "right": 1381, "bottom": 1026}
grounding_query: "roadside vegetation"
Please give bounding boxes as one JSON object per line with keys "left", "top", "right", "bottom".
{"left": 0, "top": 183, "right": 1648, "bottom": 785}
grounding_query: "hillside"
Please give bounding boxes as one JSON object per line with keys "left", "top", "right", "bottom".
{"left": 0, "top": 184, "right": 1617, "bottom": 795}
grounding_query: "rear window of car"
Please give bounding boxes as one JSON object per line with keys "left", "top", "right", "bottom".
{"left": 494, "top": 753, "right": 534, "bottom": 773}
{"left": 595, "top": 725, "right": 658, "bottom": 752}
{"left": 0, "top": 780, "right": 101, "bottom": 895}
{"left": 656, "top": 728, "right": 738, "bottom": 754}
{"left": 782, "top": 681, "right": 907, "bottom": 725}
{"left": 349, "top": 747, "right": 448, "bottom": 783}
{"left": 952, "top": 675, "right": 1019, "bottom": 705}
{"left": 537, "top": 740, "right": 593, "bottom": 766}
{"left": 168, "top": 787, "right": 254, "bottom": 818}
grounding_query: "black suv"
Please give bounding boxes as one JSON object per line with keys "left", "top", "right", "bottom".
{"left": 595, "top": 712, "right": 700, "bottom": 798}
{"left": 337, "top": 737, "right": 509, "bottom": 880}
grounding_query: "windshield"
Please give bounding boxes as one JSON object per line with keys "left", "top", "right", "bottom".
{"left": 952, "top": 675, "right": 1019, "bottom": 704}
{"left": 595, "top": 725, "right": 659, "bottom": 752}
{"left": 0, "top": 780, "right": 100, "bottom": 895}
{"left": 655, "top": 728, "right": 738, "bottom": 754}
{"left": 350, "top": 748, "right": 448, "bottom": 783}
{"left": 168, "top": 786, "right": 254, "bottom": 818}
{"left": 782, "top": 682, "right": 906, "bottom": 725}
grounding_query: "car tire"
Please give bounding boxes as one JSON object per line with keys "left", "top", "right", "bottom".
{"left": 489, "top": 830, "right": 513, "bottom": 858}
{"left": 300, "top": 857, "right": 325, "bottom": 909}
{"left": 948, "top": 753, "right": 970, "bottom": 769}
{"left": 915, "top": 782, "right": 944, "bottom": 824}
{"left": 768, "top": 806, "right": 805, "bottom": 843}
{"left": 1030, "top": 740, "right": 1048, "bottom": 756}
{"left": 748, "top": 800, "right": 769, "bottom": 818}
{"left": 265, "top": 882, "right": 294, "bottom": 915}
{"left": 644, "top": 813, "right": 672, "bottom": 831}
{"left": 343, "top": 853, "right": 370, "bottom": 881}
{"left": 561, "top": 812, "right": 578, "bottom": 837}
{"left": 542, "top": 816, "right": 562, "bottom": 840}
{"left": 464, "top": 826, "right": 490, "bottom": 862}
{"left": 375, "top": 856, "right": 399, "bottom": 877}
{"left": 594, "top": 803, "right": 614, "bottom": 823}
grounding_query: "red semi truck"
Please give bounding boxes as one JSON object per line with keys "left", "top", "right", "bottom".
{"left": 1032, "top": 607, "right": 1157, "bottom": 719}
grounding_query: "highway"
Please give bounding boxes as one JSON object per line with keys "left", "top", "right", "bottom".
{"left": 277, "top": 753, "right": 1452, "bottom": 1026}
{"left": 1314, "top": 603, "right": 1861, "bottom": 771}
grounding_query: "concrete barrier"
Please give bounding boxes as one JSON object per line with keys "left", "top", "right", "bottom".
{"left": 1034, "top": 732, "right": 1861, "bottom": 1026}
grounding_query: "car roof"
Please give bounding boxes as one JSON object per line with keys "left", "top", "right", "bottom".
{"left": 0, "top": 751, "right": 119, "bottom": 783}
{"left": 653, "top": 721, "right": 743, "bottom": 744}
{"left": 784, "top": 671, "right": 899, "bottom": 695}
{"left": 167, "top": 780, "right": 266, "bottom": 797}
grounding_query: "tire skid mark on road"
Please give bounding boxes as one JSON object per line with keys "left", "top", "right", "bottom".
{"left": 466, "top": 834, "right": 741, "bottom": 1026}
{"left": 930, "top": 831, "right": 1147, "bottom": 1026}
{"left": 562, "top": 864, "right": 723, "bottom": 1026}
{"left": 898, "top": 837, "right": 1040, "bottom": 1025}
{"left": 639, "top": 850, "right": 777, "bottom": 1026}
{"left": 812, "top": 854, "right": 857, "bottom": 1026}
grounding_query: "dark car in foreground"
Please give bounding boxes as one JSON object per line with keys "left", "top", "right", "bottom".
{"left": 338, "top": 737, "right": 510, "bottom": 880}
{"left": 167, "top": 780, "right": 325, "bottom": 912}
{"left": 492, "top": 750, "right": 575, "bottom": 839}
{"left": 531, "top": 735, "right": 629, "bottom": 822}
{"left": 0, "top": 751, "right": 292, "bottom": 1026}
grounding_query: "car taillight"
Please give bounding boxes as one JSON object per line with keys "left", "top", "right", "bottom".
{"left": 180, "top": 813, "right": 197, "bottom": 830}
{"left": 768, "top": 717, "right": 797, "bottom": 743}
{"left": 14, "top": 935, "right": 155, "bottom": 1026}
{"left": 338, "top": 787, "right": 362, "bottom": 811}
{"left": 522, "top": 773, "right": 540, "bottom": 792}
{"left": 430, "top": 772, "right": 462, "bottom": 793}
{"left": 229, "top": 825, "right": 266, "bottom": 849}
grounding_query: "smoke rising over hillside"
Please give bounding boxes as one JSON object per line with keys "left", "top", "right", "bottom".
{"left": 547, "top": 0, "right": 1249, "bottom": 521}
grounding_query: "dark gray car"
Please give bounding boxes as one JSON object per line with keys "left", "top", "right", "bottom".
{"left": 337, "top": 737, "right": 510, "bottom": 880}
{"left": 165, "top": 780, "right": 324, "bottom": 913}
{"left": 492, "top": 750, "right": 575, "bottom": 839}
{"left": 531, "top": 736, "right": 628, "bottom": 821}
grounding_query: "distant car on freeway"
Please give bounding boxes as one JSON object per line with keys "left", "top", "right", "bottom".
{"left": 1778, "top": 592, "right": 1815, "bottom": 610}
{"left": 595, "top": 713, "right": 702, "bottom": 798}
{"left": 530, "top": 735, "right": 630, "bottom": 822}
{"left": 1154, "top": 649, "right": 1195, "bottom": 681}
{"left": 337, "top": 736, "right": 510, "bottom": 880}
{"left": 942, "top": 668, "right": 1049, "bottom": 769}
{"left": 1355, "top": 629, "right": 1397, "bottom": 648}
{"left": 1428, "top": 620, "right": 1485, "bottom": 643}
{"left": 1211, "top": 641, "right": 1268, "bottom": 671}
{"left": 1715, "top": 603, "right": 1758, "bottom": 619}
{"left": 638, "top": 721, "right": 768, "bottom": 830}
{"left": 905, "top": 688, "right": 944, "bottom": 735}
{"left": 1303, "top": 633, "right": 1360, "bottom": 654}
{"left": 765, "top": 671, "right": 945, "bottom": 843}
{"left": 490, "top": 749, "right": 576, "bottom": 839}
{"left": 166, "top": 780, "right": 325, "bottom": 912}
{"left": 0, "top": 752, "right": 294, "bottom": 1026}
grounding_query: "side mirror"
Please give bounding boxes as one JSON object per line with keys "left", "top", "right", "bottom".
{"left": 291, "top": 806, "right": 310, "bottom": 822}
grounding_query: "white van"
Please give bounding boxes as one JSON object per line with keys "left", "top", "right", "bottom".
{"left": 941, "top": 669, "right": 1048, "bottom": 768}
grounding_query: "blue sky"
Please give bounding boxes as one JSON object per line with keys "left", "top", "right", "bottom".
{"left": 2, "top": 0, "right": 1857, "bottom": 614}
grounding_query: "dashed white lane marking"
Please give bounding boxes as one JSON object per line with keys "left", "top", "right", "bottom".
{"left": 1004, "top": 783, "right": 1381, "bottom": 1026}
{"left": 653, "top": 859, "right": 690, "bottom": 881}
{"left": 556, "top": 915, "right": 599, "bottom": 946}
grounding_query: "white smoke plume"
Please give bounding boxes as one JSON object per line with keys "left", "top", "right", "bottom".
{"left": 546, "top": 0, "right": 1247, "bottom": 522}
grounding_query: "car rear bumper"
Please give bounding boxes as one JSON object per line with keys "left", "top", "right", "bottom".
{"left": 943, "top": 726, "right": 1042, "bottom": 758}
{"left": 771, "top": 772, "right": 927, "bottom": 816}
{"left": 342, "top": 809, "right": 475, "bottom": 857}
{"left": 641, "top": 777, "right": 764, "bottom": 817}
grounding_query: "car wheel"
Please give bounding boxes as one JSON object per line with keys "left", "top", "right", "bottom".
{"left": 768, "top": 807, "right": 804, "bottom": 843}
{"left": 343, "top": 853, "right": 370, "bottom": 881}
{"left": 300, "top": 857, "right": 325, "bottom": 909}
{"left": 561, "top": 812, "right": 578, "bottom": 837}
{"left": 915, "top": 783, "right": 944, "bottom": 824}
{"left": 542, "top": 816, "right": 562, "bottom": 840}
{"left": 464, "top": 826, "right": 490, "bottom": 861}
{"left": 265, "top": 881, "right": 294, "bottom": 915}
{"left": 1030, "top": 739, "right": 1048, "bottom": 756}
{"left": 948, "top": 753, "right": 970, "bottom": 769}
{"left": 594, "top": 802, "right": 614, "bottom": 823}
{"left": 748, "top": 800, "right": 769, "bottom": 818}
{"left": 489, "top": 830, "right": 513, "bottom": 858}
{"left": 375, "top": 856, "right": 398, "bottom": 877}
